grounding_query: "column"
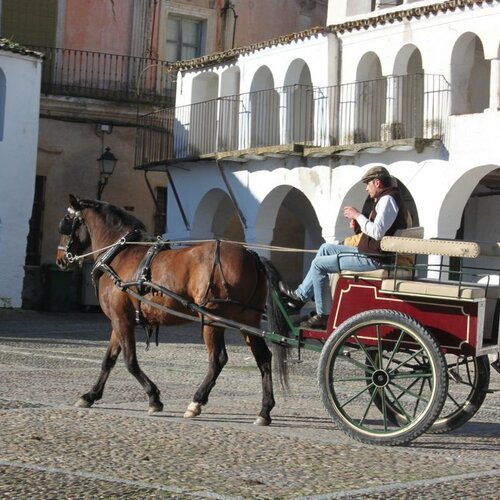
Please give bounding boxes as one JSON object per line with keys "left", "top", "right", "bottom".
{"left": 238, "top": 93, "right": 251, "bottom": 150}
{"left": 489, "top": 58, "right": 500, "bottom": 111}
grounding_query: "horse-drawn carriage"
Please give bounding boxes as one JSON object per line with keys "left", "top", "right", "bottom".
{"left": 56, "top": 196, "right": 500, "bottom": 446}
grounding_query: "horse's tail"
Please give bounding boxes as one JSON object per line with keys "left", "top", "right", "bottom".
{"left": 258, "top": 256, "right": 290, "bottom": 391}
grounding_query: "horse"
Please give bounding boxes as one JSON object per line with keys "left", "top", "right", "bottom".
{"left": 56, "top": 195, "right": 290, "bottom": 425}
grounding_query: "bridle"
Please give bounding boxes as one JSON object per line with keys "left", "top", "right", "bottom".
{"left": 58, "top": 207, "right": 84, "bottom": 264}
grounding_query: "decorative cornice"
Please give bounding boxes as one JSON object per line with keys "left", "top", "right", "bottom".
{"left": 173, "top": 0, "right": 497, "bottom": 72}
{"left": 0, "top": 38, "right": 44, "bottom": 59}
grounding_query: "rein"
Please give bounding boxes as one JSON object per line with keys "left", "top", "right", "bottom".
{"left": 65, "top": 239, "right": 318, "bottom": 264}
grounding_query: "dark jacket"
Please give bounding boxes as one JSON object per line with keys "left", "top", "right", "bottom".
{"left": 357, "top": 186, "right": 408, "bottom": 258}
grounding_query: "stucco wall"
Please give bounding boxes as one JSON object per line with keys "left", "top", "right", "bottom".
{"left": 0, "top": 50, "right": 41, "bottom": 308}
{"left": 37, "top": 114, "right": 166, "bottom": 265}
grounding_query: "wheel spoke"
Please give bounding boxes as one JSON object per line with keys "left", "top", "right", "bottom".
{"left": 384, "top": 329, "right": 406, "bottom": 369}
{"left": 387, "top": 347, "right": 425, "bottom": 375}
{"left": 390, "top": 380, "right": 431, "bottom": 403}
{"left": 353, "top": 334, "right": 378, "bottom": 371}
{"left": 359, "top": 383, "right": 379, "bottom": 426}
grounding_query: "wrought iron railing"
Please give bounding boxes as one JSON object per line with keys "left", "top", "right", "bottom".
{"left": 135, "top": 74, "right": 450, "bottom": 168}
{"left": 31, "top": 46, "right": 176, "bottom": 106}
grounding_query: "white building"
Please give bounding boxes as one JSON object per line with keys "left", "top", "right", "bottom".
{"left": 136, "top": 0, "right": 500, "bottom": 285}
{"left": 0, "top": 41, "right": 42, "bottom": 307}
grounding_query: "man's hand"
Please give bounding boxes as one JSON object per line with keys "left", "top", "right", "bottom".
{"left": 343, "top": 206, "right": 360, "bottom": 220}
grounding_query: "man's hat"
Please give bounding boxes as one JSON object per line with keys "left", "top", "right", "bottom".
{"left": 361, "top": 165, "right": 391, "bottom": 183}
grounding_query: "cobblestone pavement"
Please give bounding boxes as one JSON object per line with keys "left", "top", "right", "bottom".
{"left": 0, "top": 309, "right": 499, "bottom": 499}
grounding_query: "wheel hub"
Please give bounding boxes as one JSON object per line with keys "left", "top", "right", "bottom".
{"left": 372, "top": 369, "right": 390, "bottom": 387}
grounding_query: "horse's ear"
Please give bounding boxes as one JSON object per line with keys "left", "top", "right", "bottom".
{"left": 69, "top": 194, "right": 81, "bottom": 210}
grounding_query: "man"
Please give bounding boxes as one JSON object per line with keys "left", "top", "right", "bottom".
{"left": 279, "top": 165, "right": 408, "bottom": 329}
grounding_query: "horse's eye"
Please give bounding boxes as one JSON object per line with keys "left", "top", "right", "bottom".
{"left": 58, "top": 216, "right": 73, "bottom": 235}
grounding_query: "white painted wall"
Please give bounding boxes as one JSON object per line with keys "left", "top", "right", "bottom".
{"left": 0, "top": 50, "right": 42, "bottom": 308}
{"left": 166, "top": 1, "right": 500, "bottom": 283}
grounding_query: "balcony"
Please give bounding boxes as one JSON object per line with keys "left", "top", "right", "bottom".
{"left": 31, "top": 46, "right": 175, "bottom": 107}
{"left": 135, "top": 74, "right": 450, "bottom": 169}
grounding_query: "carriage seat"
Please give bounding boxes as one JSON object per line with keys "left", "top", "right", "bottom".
{"left": 379, "top": 237, "right": 500, "bottom": 300}
{"left": 380, "top": 278, "right": 486, "bottom": 300}
{"left": 328, "top": 227, "right": 424, "bottom": 294}
{"left": 338, "top": 227, "right": 425, "bottom": 280}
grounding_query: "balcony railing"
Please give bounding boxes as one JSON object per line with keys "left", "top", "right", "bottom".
{"left": 31, "top": 46, "right": 176, "bottom": 106}
{"left": 135, "top": 74, "right": 450, "bottom": 168}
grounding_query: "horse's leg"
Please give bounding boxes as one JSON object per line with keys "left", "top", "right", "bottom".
{"left": 75, "top": 329, "right": 121, "bottom": 408}
{"left": 244, "top": 334, "right": 275, "bottom": 426}
{"left": 184, "top": 325, "right": 228, "bottom": 419}
{"left": 118, "top": 321, "right": 164, "bottom": 415}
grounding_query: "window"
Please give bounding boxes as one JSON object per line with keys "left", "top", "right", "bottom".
{"left": 0, "top": 0, "right": 58, "bottom": 47}
{"left": 166, "top": 16, "right": 203, "bottom": 62}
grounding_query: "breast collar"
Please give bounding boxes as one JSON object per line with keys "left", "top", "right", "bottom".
{"left": 91, "top": 229, "right": 143, "bottom": 292}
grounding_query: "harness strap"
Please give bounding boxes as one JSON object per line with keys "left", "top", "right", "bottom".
{"left": 133, "top": 239, "right": 171, "bottom": 342}
{"left": 201, "top": 240, "right": 231, "bottom": 307}
{"left": 91, "top": 229, "right": 144, "bottom": 293}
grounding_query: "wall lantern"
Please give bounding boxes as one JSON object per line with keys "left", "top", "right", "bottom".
{"left": 97, "top": 147, "right": 118, "bottom": 199}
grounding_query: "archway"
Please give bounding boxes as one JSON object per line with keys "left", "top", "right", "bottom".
{"left": 451, "top": 33, "right": 490, "bottom": 115}
{"left": 250, "top": 66, "right": 279, "bottom": 147}
{"left": 256, "top": 186, "right": 322, "bottom": 286}
{"left": 355, "top": 53, "right": 386, "bottom": 143}
{"left": 283, "top": 59, "right": 314, "bottom": 144}
{"left": 392, "top": 45, "right": 424, "bottom": 138}
{"left": 219, "top": 67, "right": 240, "bottom": 151}
{"left": 189, "top": 72, "right": 219, "bottom": 155}
{"left": 191, "top": 188, "right": 244, "bottom": 241}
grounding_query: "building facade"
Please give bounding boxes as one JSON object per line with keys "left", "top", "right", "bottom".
{"left": 135, "top": 0, "right": 500, "bottom": 286}
{"left": 0, "top": 41, "right": 42, "bottom": 308}
{"left": 0, "top": 0, "right": 327, "bottom": 308}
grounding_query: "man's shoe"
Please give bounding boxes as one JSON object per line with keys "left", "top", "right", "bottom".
{"left": 300, "top": 314, "right": 329, "bottom": 330}
{"left": 278, "top": 282, "right": 305, "bottom": 310}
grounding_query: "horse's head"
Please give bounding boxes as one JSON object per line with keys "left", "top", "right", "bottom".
{"left": 56, "top": 195, "right": 91, "bottom": 270}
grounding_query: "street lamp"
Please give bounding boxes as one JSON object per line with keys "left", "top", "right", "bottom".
{"left": 97, "top": 147, "right": 118, "bottom": 199}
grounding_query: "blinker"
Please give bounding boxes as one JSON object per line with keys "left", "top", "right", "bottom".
{"left": 58, "top": 215, "right": 74, "bottom": 235}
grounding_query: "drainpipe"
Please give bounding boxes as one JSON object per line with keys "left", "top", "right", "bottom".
{"left": 220, "top": 1, "right": 238, "bottom": 50}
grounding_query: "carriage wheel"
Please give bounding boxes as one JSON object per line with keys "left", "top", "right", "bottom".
{"left": 318, "top": 310, "right": 447, "bottom": 446}
{"left": 372, "top": 353, "right": 491, "bottom": 434}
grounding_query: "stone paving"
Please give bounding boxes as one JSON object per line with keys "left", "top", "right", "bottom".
{"left": 0, "top": 309, "right": 499, "bottom": 499}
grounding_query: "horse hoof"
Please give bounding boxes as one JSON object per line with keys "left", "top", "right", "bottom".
{"left": 148, "top": 402, "right": 164, "bottom": 415}
{"left": 74, "top": 398, "right": 92, "bottom": 408}
{"left": 183, "top": 401, "right": 202, "bottom": 418}
{"left": 253, "top": 416, "right": 271, "bottom": 426}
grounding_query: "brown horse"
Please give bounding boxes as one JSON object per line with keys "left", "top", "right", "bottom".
{"left": 56, "top": 195, "right": 290, "bottom": 425}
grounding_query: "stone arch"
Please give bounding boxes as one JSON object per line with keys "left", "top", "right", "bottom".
{"left": 354, "top": 52, "right": 386, "bottom": 143}
{"left": 439, "top": 164, "right": 500, "bottom": 239}
{"left": 191, "top": 188, "right": 244, "bottom": 241}
{"left": 333, "top": 170, "right": 419, "bottom": 241}
{"left": 219, "top": 66, "right": 240, "bottom": 151}
{"left": 249, "top": 66, "right": 279, "bottom": 147}
{"left": 283, "top": 59, "right": 314, "bottom": 144}
{"left": 255, "top": 185, "right": 322, "bottom": 286}
{"left": 391, "top": 44, "right": 424, "bottom": 138}
{"left": 189, "top": 72, "right": 219, "bottom": 155}
{"left": 451, "top": 32, "right": 490, "bottom": 115}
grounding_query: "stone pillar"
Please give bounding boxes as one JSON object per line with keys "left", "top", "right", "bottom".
{"left": 239, "top": 93, "right": 251, "bottom": 150}
{"left": 382, "top": 75, "right": 404, "bottom": 140}
{"left": 313, "top": 86, "right": 332, "bottom": 147}
{"left": 489, "top": 58, "right": 500, "bottom": 111}
{"left": 339, "top": 82, "right": 357, "bottom": 144}
{"left": 279, "top": 90, "right": 288, "bottom": 145}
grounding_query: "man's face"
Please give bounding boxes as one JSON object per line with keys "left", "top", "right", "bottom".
{"left": 365, "top": 178, "right": 382, "bottom": 199}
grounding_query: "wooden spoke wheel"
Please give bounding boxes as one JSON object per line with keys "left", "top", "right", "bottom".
{"left": 318, "top": 310, "right": 448, "bottom": 446}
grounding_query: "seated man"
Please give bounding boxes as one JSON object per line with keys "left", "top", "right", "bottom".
{"left": 280, "top": 165, "right": 408, "bottom": 329}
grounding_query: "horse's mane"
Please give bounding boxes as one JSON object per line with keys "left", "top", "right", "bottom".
{"left": 79, "top": 199, "right": 147, "bottom": 233}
